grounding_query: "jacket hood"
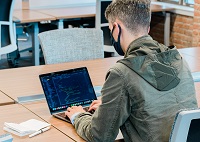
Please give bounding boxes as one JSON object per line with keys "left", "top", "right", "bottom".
{"left": 118, "top": 35, "right": 182, "bottom": 91}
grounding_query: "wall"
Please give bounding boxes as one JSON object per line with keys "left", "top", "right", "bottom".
{"left": 193, "top": 2, "right": 200, "bottom": 47}
{"left": 171, "top": 14, "right": 193, "bottom": 48}
{"left": 149, "top": 13, "right": 194, "bottom": 49}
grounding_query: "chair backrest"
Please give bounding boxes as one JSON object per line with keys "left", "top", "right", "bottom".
{"left": 169, "top": 109, "right": 200, "bottom": 142}
{"left": 0, "top": 0, "right": 17, "bottom": 57}
{"left": 0, "top": 0, "right": 17, "bottom": 58}
{"left": 38, "top": 28, "right": 104, "bottom": 64}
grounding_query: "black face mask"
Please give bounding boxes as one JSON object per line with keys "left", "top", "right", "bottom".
{"left": 110, "top": 24, "right": 124, "bottom": 56}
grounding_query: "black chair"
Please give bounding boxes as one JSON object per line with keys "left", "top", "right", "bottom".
{"left": 0, "top": 0, "right": 19, "bottom": 67}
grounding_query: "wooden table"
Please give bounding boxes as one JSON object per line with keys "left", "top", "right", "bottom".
{"left": 37, "top": 6, "right": 96, "bottom": 29}
{"left": 0, "top": 104, "right": 74, "bottom": 142}
{"left": 36, "top": 4, "right": 173, "bottom": 28}
{"left": 21, "top": 101, "right": 86, "bottom": 142}
{"left": 0, "top": 47, "right": 199, "bottom": 141}
{"left": 13, "top": 10, "right": 56, "bottom": 66}
{"left": 178, "top": 47, "right": 200, "bottom": 60}
{"left": 36, "top": 4, "right": 173, "bottom": 46}
{"left": 0, "top": 57, "right": 122, "bottom": 102}
{"left": 13, "top": 10, "right": 56, "bottom": 23}
{"left": 0, "top": 91, "right": 14, "bottom": 106}
{"left": 195, "top": 82, "right": 200, "bottom": 104}
{"left": 21, "top": 81, "right": 200, "bottom": 142}
{"left": 179, "top": 47, "right": 200, "bottom": 72}
{"left": 21, "top": 100, "right": 123, "bottom": 142}
{"left": 0, "top": 48, "right": 199, "bottom": 102}
{"left": 13, "top": 3, "right": 174, "bottom": 66}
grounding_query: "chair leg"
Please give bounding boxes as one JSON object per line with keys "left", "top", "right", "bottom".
{"left": 7, "top": 33, "right": 20, "bottom": 68}
{"left": 7, "top": 49, "right": 20, "bottom": 68}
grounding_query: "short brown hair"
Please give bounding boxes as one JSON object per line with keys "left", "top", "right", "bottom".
{"left": 105, "top": 0, "right": 151, "bottom": 34}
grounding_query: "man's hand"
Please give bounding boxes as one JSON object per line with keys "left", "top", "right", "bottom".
{"left": 65, "top": 106, "right": 86, "bottom": 119}
{"left": 88, "top": 100, "right": 102, "bottom": 111}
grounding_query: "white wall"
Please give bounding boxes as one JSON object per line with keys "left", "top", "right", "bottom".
{"left": 29, "top": 0, "right": 96, "bottom": 9}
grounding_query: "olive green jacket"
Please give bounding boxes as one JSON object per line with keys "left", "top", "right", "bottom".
{"left": 73, "top": 35, "right": 198, "bottom": 142}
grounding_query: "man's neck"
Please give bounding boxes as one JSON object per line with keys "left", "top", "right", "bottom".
{"left": 123, "top": 32, "right": 147, "bottom": 53}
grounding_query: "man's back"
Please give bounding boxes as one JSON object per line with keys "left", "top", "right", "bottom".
{"left": 114, "top": 35, "right": 198, "bottom": 141}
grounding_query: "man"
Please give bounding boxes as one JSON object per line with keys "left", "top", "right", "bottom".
{"left": 65, "top": 0, "right": 198, "bottom": 141}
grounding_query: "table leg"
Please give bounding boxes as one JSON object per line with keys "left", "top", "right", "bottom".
{"left": 164, "top": 12, "right": 170, "bottom": 46}
{"left": 31, "top": 22, "right": 40, "bottom": 66}
{"left": 58, "top": 19, "right": 64, "bottom": 29}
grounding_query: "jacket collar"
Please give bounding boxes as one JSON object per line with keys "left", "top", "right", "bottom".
{"left": 124, "top": 35, "right": 153, "bottom": 58}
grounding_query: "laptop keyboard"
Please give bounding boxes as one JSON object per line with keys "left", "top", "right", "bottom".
{"left": 83, "top": 107, "right": 89, "bottom": 112}
{"left": 57, "top": 112, "right": 66, "bottom": 118}
{"left": 56, "top": 106, "right": 94, "bottom": 119}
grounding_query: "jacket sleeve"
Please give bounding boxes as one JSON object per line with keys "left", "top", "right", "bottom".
{"left": 73, "top": 67, "right": 131, "bottom": 142}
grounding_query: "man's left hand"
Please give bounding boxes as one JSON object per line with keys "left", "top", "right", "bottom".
{"left": 65, "top": 106, "right": 86, "bottom": 119}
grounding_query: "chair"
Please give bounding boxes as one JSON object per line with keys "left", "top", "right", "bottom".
{"left": 0, "top": 0, "right": 18, "bottom": 66}
{"left": 169, "top": 109, "right": 200, "bottom": 142}
{"left": 38, "top": 28, "right": 104, "bottom": 64}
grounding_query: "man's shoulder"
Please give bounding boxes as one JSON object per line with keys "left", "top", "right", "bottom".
{"left": 110, "top": 61, "right": 130, "bottom": 72}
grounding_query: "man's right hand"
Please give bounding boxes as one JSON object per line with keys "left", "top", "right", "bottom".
{"left": 88, "top": 100, "right": 102, "bottom": 111}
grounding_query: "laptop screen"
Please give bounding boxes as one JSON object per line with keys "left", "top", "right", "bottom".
{"left": 39, "top": 67, "right": 97, "bottom": 114}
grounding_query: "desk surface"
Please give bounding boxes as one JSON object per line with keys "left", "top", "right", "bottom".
{"left": 0, "top": 48, "right": 199, "bottom": 101}
{"left": 20, "top": 81, "right": 200, "bottom": 141}
{"left": 0, "top": 47, "right": 199, "bottom": 141}
{"left": 21, "top": 101, "right": 123, "bottom": 142}
{"left": 35, "top": 4, "right": 173, "bottom": 20}
{"left": 195, "top": 82, "right": 200, "bottom": 104}
{"left": 178, "top": 47, "right": 200, "bottom": 60}
{"left": 21, "top": 80, "right": 200, "bottom": 141}
{"left": 0, "top": 57, "right": 122, "bottom": 101}
{"left": 0, "top": 104, "right": 74, "bottom": 142}
{"left": 13, "top": 9, "right": 56, "bottom": 23}
{"left": 12, "top": 4, "right": 174, "bottom": 23}
{"left": 179, "top": 47, "right": 200, "bottom": 72}
{"left": 37, "top": 6, "right": 96, "bottom": 20}
{"left": 0, "top": 91, "right": 14, "bottom": 106}
{"left": 22, "top": 101, "right": 86, "bottom": 142}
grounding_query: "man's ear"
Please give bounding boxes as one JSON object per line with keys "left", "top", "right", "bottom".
{"left": 114, "top": 22, "right": 120, "bottom": 33}
{"left": 112, "top": 22, "right": 120, "bottom": 40}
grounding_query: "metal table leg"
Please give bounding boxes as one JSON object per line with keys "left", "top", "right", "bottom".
{"left": 58, "top": 19, "right": 64, "bottom": 29}
{"left": 164, "top": 12, "right": 170, "bottom": 46}
{"left": 31, "top": 22, "right": 40, "bottom": 66}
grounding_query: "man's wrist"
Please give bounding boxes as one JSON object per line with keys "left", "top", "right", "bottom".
{"left": 70, "top": 112, "right": 81, "bottom": 125}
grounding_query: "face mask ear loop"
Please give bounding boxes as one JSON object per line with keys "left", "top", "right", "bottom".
{"left": 111, "top": 28, "right": 115, "bottom": 45}
{"left": 117, "top": 24, "right": 122, "bottom": 45}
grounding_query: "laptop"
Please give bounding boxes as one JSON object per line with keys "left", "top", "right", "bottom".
{"left": 39, "top": 67, "right": 97, "bottom": 123}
